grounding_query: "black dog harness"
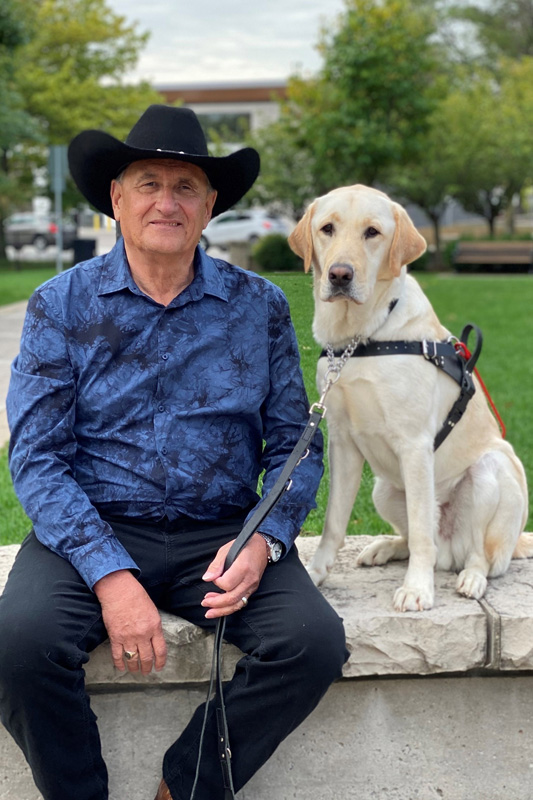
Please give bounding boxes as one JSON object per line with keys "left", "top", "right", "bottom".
{"left": 320, "top": 323, "right": 483, "bottom": 451}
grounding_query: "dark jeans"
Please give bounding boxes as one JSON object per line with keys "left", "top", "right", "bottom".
{"left": 0, "top": 516, "right": 348, "bottom": 800}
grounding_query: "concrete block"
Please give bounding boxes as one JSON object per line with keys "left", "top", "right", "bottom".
{"left": 2, "top": 677, "right": 533, "bottom": 800}
{"left": 2, "top": 537, "right": 533, "bottom": 800}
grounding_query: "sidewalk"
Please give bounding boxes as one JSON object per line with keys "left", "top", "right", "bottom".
{"left": 0, "top": 300, "right": 27, "bottom": 447}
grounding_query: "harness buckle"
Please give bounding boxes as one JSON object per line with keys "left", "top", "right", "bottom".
{"left": 422, "top": 339, "right": 438, "bottom": 362}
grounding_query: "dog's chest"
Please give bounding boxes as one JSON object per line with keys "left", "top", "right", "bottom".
{"left": 316, "top": 355, "right": 446, "bottom": 478}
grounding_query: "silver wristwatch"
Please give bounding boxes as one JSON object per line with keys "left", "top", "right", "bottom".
{"left": 258, "top": 532, "right": 283, "bottom": 563}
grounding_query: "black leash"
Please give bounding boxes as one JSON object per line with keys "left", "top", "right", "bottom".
{"left": 320, "top": 323, "right": 483, "bottom": 451}
{"left": 190, "top": 402, "right": 327, "bottom": 799}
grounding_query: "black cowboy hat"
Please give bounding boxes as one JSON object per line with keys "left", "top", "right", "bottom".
{"left": 67, "top": 105, "right": 260, "bottom": 219}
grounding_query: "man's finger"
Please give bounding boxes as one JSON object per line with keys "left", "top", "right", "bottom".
{"left": 202, "top": 540, "right": 233, "bottom": 582}
{"left": 110, "top": 639, "right": 127, "bottom": 671}
{"left": 123, "top": 644, "right": 141, "bottom": 673}
{"left": 137, "top": 642, "right": 155, "bottom": 675}
{"left": 152, "top": 631, "right": 168, "bottom": 672}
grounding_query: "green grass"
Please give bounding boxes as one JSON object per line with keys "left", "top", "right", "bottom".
{"left": 0, "top": 260, "right": 56, "bottom": 306}
{"left": 0, "top": 445, "right": 31, "bottom": 544}
{"left": 1, "top": 270, "right": 532, "bottom": 545}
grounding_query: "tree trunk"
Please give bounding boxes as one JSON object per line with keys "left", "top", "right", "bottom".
{"left": 0, "top": 218, "right": 7, "bottom": 262}
{"left": 429, "top": 213, "right": 444, "bottom": 269}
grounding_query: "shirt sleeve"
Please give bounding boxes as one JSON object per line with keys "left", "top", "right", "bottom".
{"left": 244, "top": 286, "right": 324, "bottom": 553}
{"left": 7, "top": 287, "right": 139, "bottom": 589}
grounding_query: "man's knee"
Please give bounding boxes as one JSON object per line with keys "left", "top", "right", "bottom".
{"left": 0, "top": 604, "right": 67, "bottom": 692}
{"left": 276, "top": 599, "right": 348, "bottom": 690}
{"left": 303, "top": 606, "right": 347, "bottom": 682}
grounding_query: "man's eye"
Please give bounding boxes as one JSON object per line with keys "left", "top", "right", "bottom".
{"left": 365, "top": 227, "right": 380, "bottom": 239}
{"left": 321, "top": 223, "right": 334, "bottom": 236}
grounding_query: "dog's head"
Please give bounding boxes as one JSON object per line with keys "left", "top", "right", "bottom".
{"left": 289, "top": 184, "right": 427, "bottom": 304}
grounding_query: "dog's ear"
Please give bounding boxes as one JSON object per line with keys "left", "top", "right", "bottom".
{"left": 384, "top": 204, "right": 427, "bottom": 279}
{"left": 288, "top": 204, "right": 315, "bottom": 273}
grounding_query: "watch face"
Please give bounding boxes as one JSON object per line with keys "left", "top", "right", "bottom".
{"left": 270, "top": 542, "right": 283, "bottom": 562}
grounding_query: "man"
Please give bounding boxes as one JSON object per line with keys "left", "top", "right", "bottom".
{"left": 0, "top": 105, "right": 347, "bottom": 800}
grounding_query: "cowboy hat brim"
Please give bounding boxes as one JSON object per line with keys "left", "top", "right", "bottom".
{"left": 68, "top": 130, "right": 260, "bottom": 219}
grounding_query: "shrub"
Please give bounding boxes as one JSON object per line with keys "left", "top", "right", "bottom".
{"left": 251, "top": 234, "right": 302, "bottom": 272}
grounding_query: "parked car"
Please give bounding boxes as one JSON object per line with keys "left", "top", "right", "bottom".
{"left": 5, "top": 212, "right": 77, "bottom": 251}
{"left": 200, "top": 208, "right": 292, "bottom": 250}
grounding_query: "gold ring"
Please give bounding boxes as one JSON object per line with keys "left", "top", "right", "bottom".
{"left": 241, "top": 596, "right": 248, "bottom": 608}
{"left": 124, "top": 650, "right": 138, "bottom": 660}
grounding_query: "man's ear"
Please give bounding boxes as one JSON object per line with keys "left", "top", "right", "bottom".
{"left": 110, "top": 179, "right": 122, "bottom": 222}
{"left": 204, "top": 190, "right": 218, "bottom": 227}
{"left": 288, "top": 203, "right": 315, "bottom": 273}
{"left": 384, "top": 204, "right": 427, "bottom": 279}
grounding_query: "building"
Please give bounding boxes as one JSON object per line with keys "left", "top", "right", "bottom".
{"left": 157, "top": 80, "right": 287, "bottom": 148}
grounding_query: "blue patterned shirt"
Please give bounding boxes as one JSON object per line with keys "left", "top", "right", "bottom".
{"left": 7, "top": 240, "right": 323, "bottom": 588}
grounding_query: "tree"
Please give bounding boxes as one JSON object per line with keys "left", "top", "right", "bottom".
{"left": 250, "top": 0, "right": 445, "bottom": 215}
{"left": 0, "top": 0, "right": 41, "bottom": 256}
{"left": 429, "top": 60, "right": 533, "bottom": 236}
{"left": 387, "top": 109, "right": 454, "bottom": 260}
{"left": 450, "top": 0, "right": 533, "bottom": 62}
{"left": 245, "top": 112, "right": 320, "bottom": 217}
{"left": 0, "top": 0, "right": 161, "bottom": 258}
{"left": 15, "top": 0, "right": 161, "bottom": 145}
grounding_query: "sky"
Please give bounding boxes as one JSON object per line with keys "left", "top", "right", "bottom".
{"left": 106, "top": 0, "right": 347, "bottom": 85}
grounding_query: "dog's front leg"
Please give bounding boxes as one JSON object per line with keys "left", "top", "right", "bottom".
{"left": 393, "top": 443, "right": 437, "bottom": 611}
{"left": 307, "top": 431, "right": 365, "bottom": 586}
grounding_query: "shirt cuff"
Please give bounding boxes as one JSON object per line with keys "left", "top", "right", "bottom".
{"left": 67, "top": 535, "right": 140, "bottom": 590}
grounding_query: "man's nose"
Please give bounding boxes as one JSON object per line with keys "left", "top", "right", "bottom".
{"left": 155, "top": 188, "right": 178, "bottom": 214}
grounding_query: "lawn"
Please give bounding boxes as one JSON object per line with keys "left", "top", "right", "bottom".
{"left": 0, "top": 260, "right": 56, "bottom": 305}
{"left": 1, "top": 268, "right": 532, "bottom": 546}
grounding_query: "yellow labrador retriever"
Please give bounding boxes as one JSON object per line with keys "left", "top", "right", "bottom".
{"left": 289, "top": 184, "right": 532, "bottom": 611}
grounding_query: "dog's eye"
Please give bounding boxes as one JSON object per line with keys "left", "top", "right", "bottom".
{"left": 321, "top": 223, "right": 334, "bottom": 236}
{"left": 365, "top": 227, "right": 380, "bottom": 239}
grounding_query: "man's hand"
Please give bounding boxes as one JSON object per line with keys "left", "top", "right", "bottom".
{"left": 201, "top": 533, "right": 269, "bottom": 618}
{"left": 93, "top": 570, "right": 167, "bottom": 674}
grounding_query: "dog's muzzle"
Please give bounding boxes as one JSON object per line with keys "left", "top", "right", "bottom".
{"left": 328, "top": 262, "right": 354, "bottom": 288}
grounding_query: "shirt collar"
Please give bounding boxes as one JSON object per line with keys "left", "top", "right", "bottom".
{"left": 97, "top": 238, "right": 228, "bottom": 304}
{"left": 97, "top": 238, "right": 139, "bottom": 297}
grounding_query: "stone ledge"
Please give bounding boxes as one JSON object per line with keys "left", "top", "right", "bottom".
{"left": 1, "top": 536, "right": 533, "bottom": 687}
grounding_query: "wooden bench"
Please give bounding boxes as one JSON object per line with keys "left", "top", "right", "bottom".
{"left": 453, "top": 240, "right": 533, "bottom": 272}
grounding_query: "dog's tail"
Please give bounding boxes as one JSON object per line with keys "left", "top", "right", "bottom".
{"left": 512, "top": 532, "right": 533, "bottom": 559}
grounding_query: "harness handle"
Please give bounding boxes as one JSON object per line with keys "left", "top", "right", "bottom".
{"left": 457, "top": 323, "right": 483, "bottom": 375}
{"left": 454, "top": 323, "right": 506, "bottom": 439}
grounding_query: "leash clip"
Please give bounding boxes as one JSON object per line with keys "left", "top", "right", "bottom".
{"left": 310, "top": 400, "right": 327, "bottom": 417}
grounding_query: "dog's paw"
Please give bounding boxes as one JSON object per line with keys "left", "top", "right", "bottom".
{"left": 356, "top": 537, "right": 409, "bottom": 567}
{"left": 456, "top": 569, "right": 487, "bottom": 599}
{"left": 306, "top": 563, "right": 329, "bottom": 586}
{"left": 393, "top": 584, "right": 434, "bottom": 612}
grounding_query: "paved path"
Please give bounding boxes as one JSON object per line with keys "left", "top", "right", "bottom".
{"left": 0, "top": 301, "right": 27, "bottom": 447}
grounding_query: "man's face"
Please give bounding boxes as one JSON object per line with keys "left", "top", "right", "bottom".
{"left": 110, "top": 159, "right": 217, "bottom": 262}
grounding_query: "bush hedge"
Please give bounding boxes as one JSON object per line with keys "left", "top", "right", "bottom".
{"left": 252, "top": 234, "right": 302, "bottom": 272}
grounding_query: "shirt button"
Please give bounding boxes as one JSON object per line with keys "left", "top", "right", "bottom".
{"left": 165, "top": 498, "right": 171, "bottom": 505}
{"left": 162, "top": 353, "right": 169, "bottom": 361}
{"left": 161, "top": 447, "right": 168, "bottom": 455}
{"left": 158, "top": 404, "right": 165, "bottom": 413}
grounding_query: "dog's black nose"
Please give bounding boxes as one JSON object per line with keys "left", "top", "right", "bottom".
{"left": 328, "top": 263, "right": 354, "bottom": 286}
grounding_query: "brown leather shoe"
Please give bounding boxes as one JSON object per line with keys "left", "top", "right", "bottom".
{"left": 154, "top": 778, "right": 172, "bottom": 800}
